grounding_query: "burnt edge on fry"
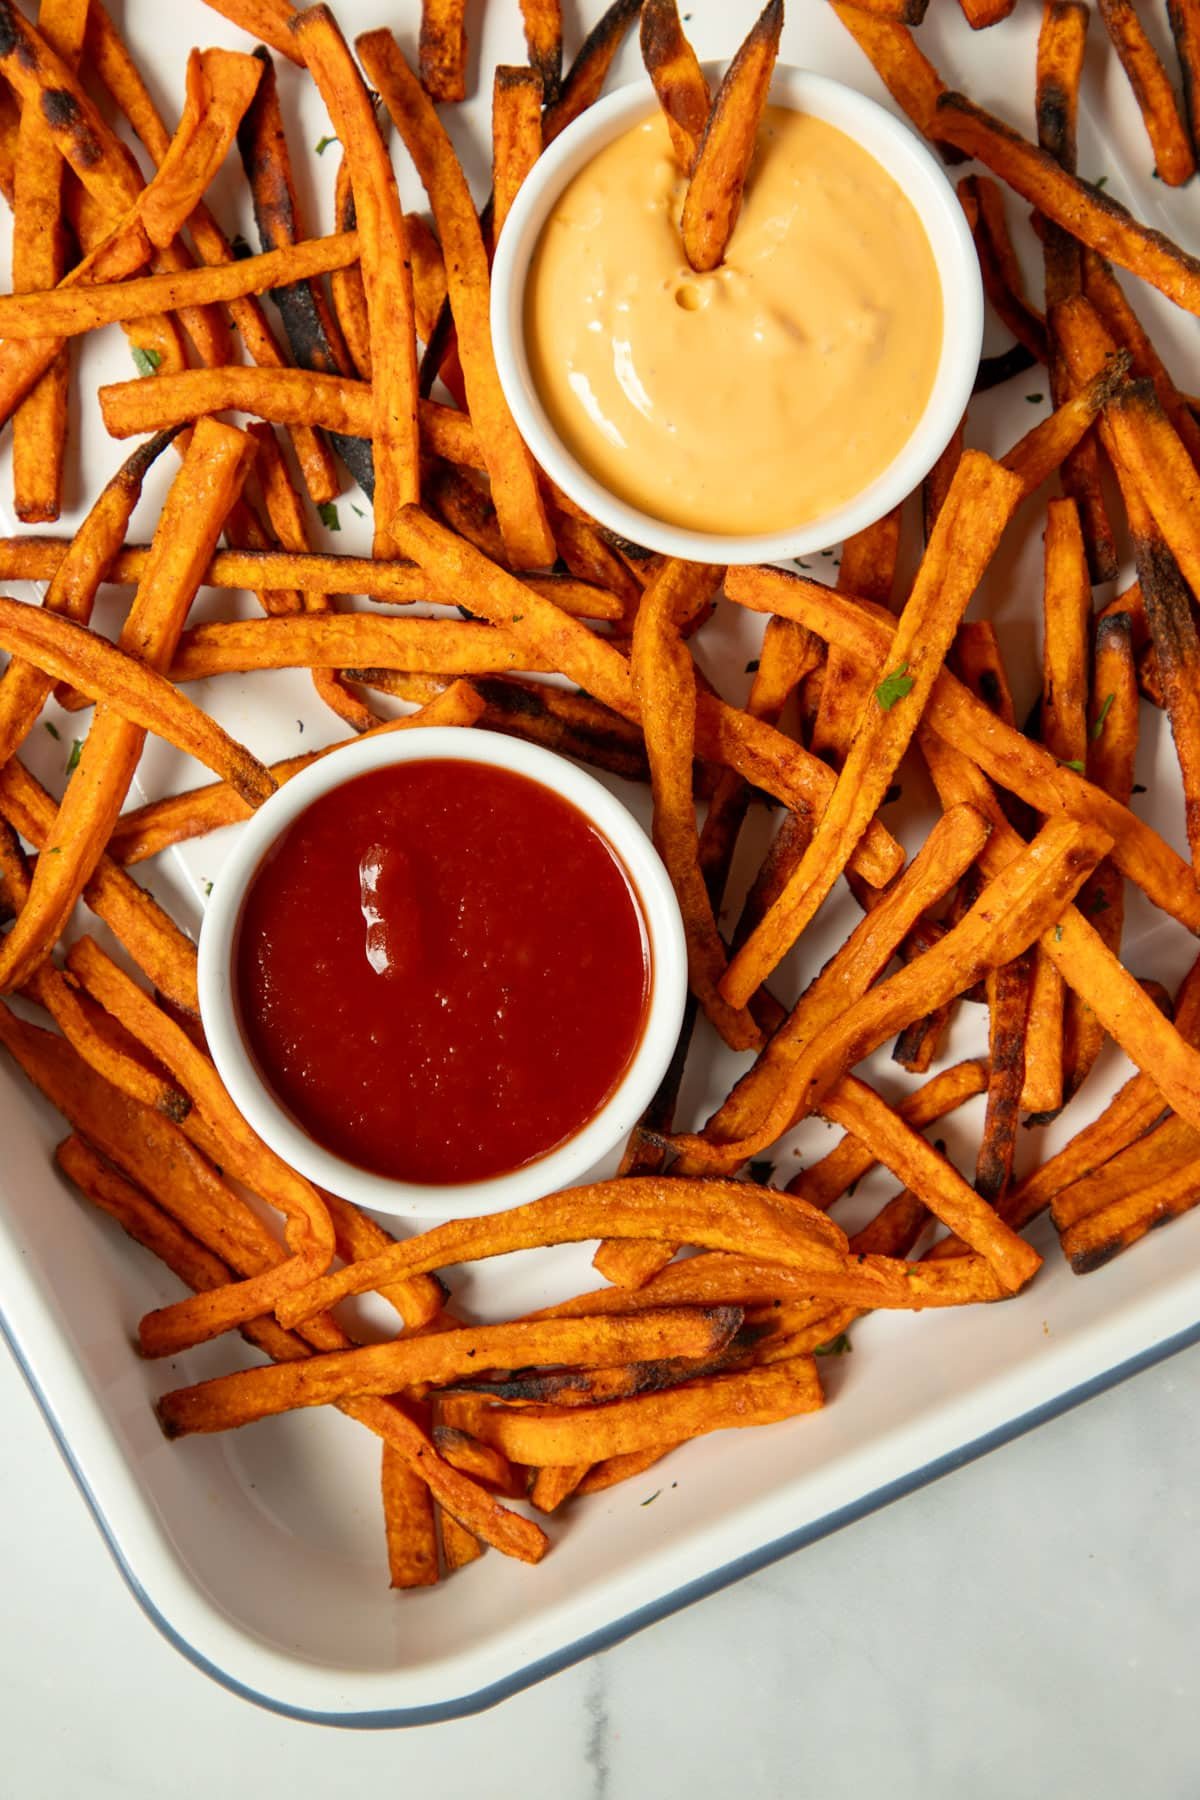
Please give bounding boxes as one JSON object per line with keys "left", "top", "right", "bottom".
{"left": 236, "top": 49, "right": 375, "bottom": 498}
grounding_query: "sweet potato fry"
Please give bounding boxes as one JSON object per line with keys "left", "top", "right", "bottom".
{"left": 1064, "top": 610, "right": 1139, "bottom": 1096}
{"left": 725, "top": 563, "right": 1200, "bottom": 932}
{"left": 786, "top": 1059, "right": 988, "bottom": 1211}
{"left": 575, "top": 1446, "right": 678, "bottom": 1494}
{"left": 721, "top": 452, "right": 1023, "bottom": 1007}
{"left": 157, "top": 1309, "right": 743, "bottom": 1437}
{"left": 0, "top": 233, "right": 358, "bottom": 339}
{"left": 419, "top": 0, "right": 469, "bottom": 103}
{"left": 1099, "top": 0, "right": 1195, "bottom": 186}
{"left": 382, "top": 1443, "right": 439, "bottom": 1587}
{"left": 1060, "top": 1150, "right": 1200, "bottom": 1272}
{"left": 10, "top": 0, "right": 88, "bottom": 523}
{"left": 691, "top": 805, "right": 991, "bottom": 1162}
{"left": 634, "top": 559, "right": 760, "bottom": 1052}
{"left": 53, "top": 1122, "right": 545, "bottom": 1562}
{"left": 543, "top": 0, "right": 643, "bottom": 143}
{"left": 97, "top": 365, "right": 478, "bottom": 471}
{"left": 809, "top": 506, "right": 903, "bottom": 765}
{"left": 958, "top": 176, "right": 1047, "bottom": 362}
{"left": 331, "top": 155, "right": 372, "bottom": 379}
{"left": 389, "top": 505, "right": 904, "bottom": 885}
{"left": 359, "top": 31, "right": 555, "bottom": 571}
{"left": 1001, "top": 357, "right": 1130, "bottom": 494}
{"left": 681, "top": 0, "right": 781, "bottom": 272}
{"left": 492, "top": 66, "right": 543, "bottom": 242}
{"left": 520, "top": 0, "right": 564, "bottom": 100}
{"left": 641, "top": 0, "right": 711, "bottom": 173}
{"left": 275, "top": 1176, "right": 856, "bottom": 1329}
{"left": 168, "top": 614, "right": 549, "bottom": 682}
{"left": 0, "top": 423, "right": 258, "bottom": 997}
{"left": 529, "top": 1465, "right": 587, "bottom": 1512}
{"left": 958, "top": 0, "right": 1015, "bottom": 26}
{"left": 976, "top": 952, "right": 1031, "bottom": 1201}
{"left": 433, "top": 1426, "right": 526, "bottom": 1499}
{"left": 0, "top": 431, "right": 179, "bottom": 773}
{"left": 86, "top": 5, "right": 336, "bottom": 504}
{"left": 460, "top": 1361, "right": 824, "bottom": 1466}
{"left": 675, "top": 818, "right": 1109, "bottom": 1178}
{"left": 440, "top": 1511, "right": 484, "bottom": 1572}
{"left": 935, "top": 94, "right": 1200, "bottom": 316}
{"left": 204, "top": 0, "right": 300, "bottom": 61}
{"left": 832, "top": 0, "right": 929, "bottom": 17}
{"left": 1038, "top": 0, "right": 1087, "bottom": 294}
{"left": 827, "top": 4, "right": 962, "bottom": 158}
{"left": 1081, "top": 250, "right": 1200, "bottom": 466}
{"left": 1051, "top": 1113, "right": 1198, "bottom": 1235}
{"left": 0, "top": 603, "right": 273, "bottom": 807}
{"left": 1169, "top": 0, "right": 1200, "bottom": 159}
{"left": 292, "top": 6, "right": 419, "bottom": 554}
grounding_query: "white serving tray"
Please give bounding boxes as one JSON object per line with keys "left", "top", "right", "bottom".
{"left": 3, "top": 0, "right": 1200, "bottom": 1725}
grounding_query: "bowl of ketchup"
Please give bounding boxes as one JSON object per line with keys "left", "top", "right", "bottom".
{"left": 198, "top": 728, "right": 687, "bottom": 1219}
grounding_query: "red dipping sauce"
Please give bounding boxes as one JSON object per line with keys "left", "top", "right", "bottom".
{"left": 235, "top": 759, "right": 651, "bottom": 1185}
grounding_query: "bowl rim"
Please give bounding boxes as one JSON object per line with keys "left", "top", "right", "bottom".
{"left": 491, "top": 62, "right": 984, "bottom": 565}
{"left": 197, "top": 728, "right": 688, "bottom": 1220}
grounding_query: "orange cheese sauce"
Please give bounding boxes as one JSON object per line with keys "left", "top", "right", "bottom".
{"left": 525, "top": 105, "right": 944, "bottom": 535}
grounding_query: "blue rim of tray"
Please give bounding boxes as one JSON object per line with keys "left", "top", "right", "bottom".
{"left": 4, "top": 1304, "right": 1199, "bottom": 1730}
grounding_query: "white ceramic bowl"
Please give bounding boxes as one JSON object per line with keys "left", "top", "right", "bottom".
{"left": 198, "top": 728, "right": 687, "bottom": 1220}
{"left": 491, "top": 63, "right": 983, "bottom": 565}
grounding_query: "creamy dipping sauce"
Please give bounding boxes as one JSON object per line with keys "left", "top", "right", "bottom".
{"left": 525, "top": 105, "right": 944, "bottom": 535}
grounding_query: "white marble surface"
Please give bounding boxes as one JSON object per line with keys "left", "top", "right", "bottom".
{"left": 4, "top": 1331, "right": 1199, "bottom": 1798}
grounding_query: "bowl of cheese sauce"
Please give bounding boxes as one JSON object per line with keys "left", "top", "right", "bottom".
{"left": 492, "top": 65, "right": 982, "bottom": 564}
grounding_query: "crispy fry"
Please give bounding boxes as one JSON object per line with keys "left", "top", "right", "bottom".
{"left": 97, "top": 365, "right": 478, "bottom": 471}
{"left": 0, "top": 432, "right": 179, "bottom": 774}
{"left": 292, "top": 5, "right": 419, "bottom": 554}
{"left": 0, "top": 424, "right": 258, "bottom": 997}
{"left": 359, "top": 32, "right": 555, "bottom": 571}
{"left": 958, "top": 176, "right": 1047, "bottom": 362}
{"left": 1081, "top": 250, "right": 1200, "bottom": 467}
{"left": 0, "top": 601, "right": 273, "bottom": 807}
{"left": 53, "top": 1119, "right": 545, "bottom": 1562}
{"left": 529, "top": 1464, "right": 587, "bottom": 1512}
{"left": 419, "top": 0, "right": 469, "bottom": 104}
{"left": 1002, "top": 356, "right": 1130, "bottom": 494}
{"left": 681, "top": 0, "right": 781, "bottom": 272}
{"left": 1060, "top": 1150, "right": 1200, "bottom": 1272}
{"left": 168, "top": 614, "right": 550, "bottom": 682}
{"left": 0, "top": 233, "right": 358, "bottom": 339}
{"left": 492, "top": 66, "right": 544, "bottom": 243}
{"left": 10, "top": 0, "right": 88, "bottom": 523}
{"left": 786, "top": 1059, "right": 988, "bottom": 1211}
{"left": 1051, "top": 1113, "right": 1198, "bottom": 1234}
{"left": 389, "top": 504, "right": 904, "bottom": 886}
{"left": 689, "top": 806, "right": 990, "bottom": 1167}
{"left": 675, "top": 819, "right": 1107, "bottom": 1186}
{"left": 521, "top": 0, "right": 564, "bottom": 101}
{"left": 976, "top": 952, "right": 1031, "bottom": 1201}
{"left": 157, "top": 1309, "right": 743, "bottom": 1436}
{"left": 935, "top": 93, "right": 1200, "bottom": 317}
{"left": 575, "top": 1445, "right": 678, "bottom": 1494}
{"left": 1064, "top": 611, "right": 1139, "bottom": 1096}
{"left": 722, "top": 452, "right": 1023, "bottom": 1007}
{"left": 86, "top": 4, "right": 337, "bottom": 504}
{"left": 958, "top": 0, "right": 1015, "bottom": 26}
{"left": 633, "top": 559, "right": 760, "bottom": 1051}
{"left": 433, "top": 1426, "right": 526, "bottom": 1498}
{"left": 1098, "top": 0, "right": 1195, "bottom": 186}
{"left": 726, "top": 563, "right": 1200, "bottom": 931}
{"left": 440, "top": 1510, "right": 484, "bottom": 1572}
{"left": 331, "top": 156, "right": 372, "bottom": 378}
{"left": 827, "top": 4, "right": 963, "bottom": 159}
{"left": 1169, "top": 0, "right": 1200, "bottom": 159}
{"left": 641, "top": 0, "right": 711, "bottom": 173}
{"left": 276, "top": 1176, "right": 855, "bottom": 1329}
{"left": 461, "top": 1361, "right": 824, "bottom": 1466}
{"left": 204, "top": 0, "right": 300, "bottom": 61}
{"left": 544, "top": 0, "right": 644, "bottom": 144}
{"left": 382, "top": 1443, "right": 439, "bottom": 1587}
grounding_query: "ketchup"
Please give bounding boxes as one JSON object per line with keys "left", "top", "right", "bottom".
{"left": 235, "top": 759, "right": 651, "bottom": 1185}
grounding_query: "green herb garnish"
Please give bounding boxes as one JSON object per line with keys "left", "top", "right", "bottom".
{"left": 815, "top": 1332, "right": 852, "bottom": 1357}
{"left": 876, "top": 663, "right": 915, "bottom": 711}
{"left": 317, "top": 502, "right": 340, "bottom": 531}
{"left": 131, "top": 346, "right": 163, "bottom": 377}
{"left": 315, "top": 134, "right": 339, "bottom": 155}
{"left": 641, "top": 1491, "right": 662, "bottom": 1506}
{"left": 66, "top": 739, "right": 83, "bottom": 773}
{"left": 43, "top": 721, "right": 60, "bottom": 740}
{"left": 1061, "top": 758, "right": 1085, "bottom": 773}
{"left": 1026, "top": 393, "right": 1044, "bottom": 404}
{"left": 1091, "top": 692, "right": 1115, "bottom": 739}
{"left": 745, "top": 658, "right": 760, "bottom": 674}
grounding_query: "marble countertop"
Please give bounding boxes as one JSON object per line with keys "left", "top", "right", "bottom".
{"left": 5, "top": 1331, "right": 1197, "bottom": 1799}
